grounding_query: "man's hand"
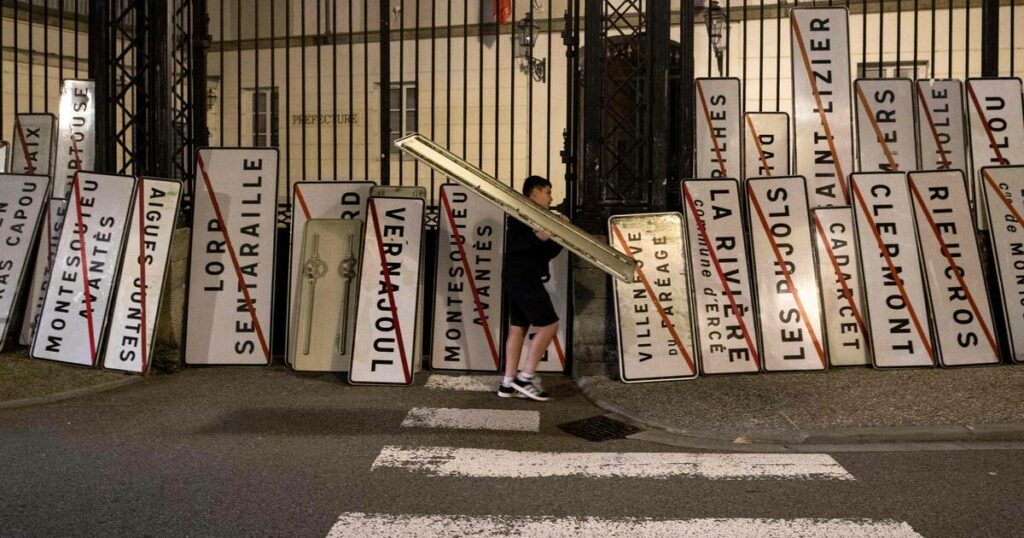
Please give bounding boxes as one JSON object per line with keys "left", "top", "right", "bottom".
{"left": 534, "top": 229, "right": 552, "bottom": 241}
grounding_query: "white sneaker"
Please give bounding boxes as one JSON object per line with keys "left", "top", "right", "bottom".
{"left": 511, "top": 376, "right": 552, "bottom": 401}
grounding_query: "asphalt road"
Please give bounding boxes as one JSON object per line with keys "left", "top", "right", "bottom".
{"left": 1, "top": 367, "right": 1022, "bottom": 537}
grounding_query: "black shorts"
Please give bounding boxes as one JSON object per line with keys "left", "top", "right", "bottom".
{"left": 505, "top": 274, "right": 559, "bottom": 328}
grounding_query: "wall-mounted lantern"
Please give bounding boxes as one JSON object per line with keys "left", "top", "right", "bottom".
{"left": 515, "top": 13, "right": 547, "bottom": 83}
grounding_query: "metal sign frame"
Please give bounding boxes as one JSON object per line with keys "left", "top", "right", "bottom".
{"left": 432, "top": 184, "right": 505, "bottom": 372}
{"left": 0, "top": 174, "right": 50, "bottom": 350}
{"left": 966, "top": 77, "right": 1024, "bottom": 227}
{"left": 517, "top": 249, "right": 572, "bottom": 373}
{"left": 790, "top": 7, "right": 855, "bottom": 207}
{"left": 916, "top": 79, "right": 970, "bottom": 175}
{"left": 101, "top": 178, "right": 183, "bottom": 374}
{"left": 908, "top": 170, "right": 1000, "bottom": 366}
{"left": 812, "top": 206, "right": 871, "bottom": 366}
{"left": 695, "top": 78, "right": 743, "bottom": 180}
{"left": 186, "top": 148, "right": 279, "bottom": 366}
{"left": 394, "top": 133, "right": 636, "bottom": 282}
{"left": 746, "top": 176, "right": 828, "bottom": 371}
{"left": 680, "top": 179, "right": 760, "bottom": 375}
{"left": 31, "top": 173, "right": 136, "bottom": 366}
{"left": 850, "top": 171, "right": 937, "bottom": 368}
{"left": 52, "top": 79, "right": 96, "bottom": 199}
{"left": 19, "top": 198, "right": 67, "bottom": 346}
{"left": 980, "top": 165, "right": 1024, "bottom": 363}
{"left": 744, "top": 112, "right": 791, "bottom": 180}
{"left": 854, "top": 78, "right": 920, "bottom": 173}
{"left": 9, "top": 113, "right": 57, "bottom": 176}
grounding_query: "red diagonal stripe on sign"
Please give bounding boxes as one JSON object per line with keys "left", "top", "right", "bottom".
{"left": 983, "top": 168, "right": 1024, "bottom": 228}
{"left": 14, "top": 117, "right": 37, "bottom": 174}
{"left": 916, "top": 84, "right": 953, "bottom": 170}
{"left": 696, "top": 80, "right": 729, "bottom": 177}
{"left": 440, "top": 188, "right": 500, "bottom": 370}
{"left": 196, "top": 152, "right": 271, "bottom": 363}
{"left": 136, "top": 179, "right": 150, "bottom": 373}
{"left": 812, "top": 213, "right": 871, "bottom": 353}
{"left": 855, "top": 83, "right": 900, "bottom": 171}
{"left": 967, "top": 82, "right": 1009, "bottom": 166}
{"left": 683, "top": 185, "right": 761, "bottom": 370}
{"left": 610, "top": 223, "right": 696, "bottom": 376}
{"left": 368, "top": 199, "right": 413, "bottom": 385}
{"left": 552, "top": 334, "right": 566, "bottom": 370}
{"left": 746, "top": 182, "right": 826, "bottom": 368}
{"left": 850, "top": 177, "right": 936, "bottom": 365}
{"left": 71, "top": 174, "right": 98, "bottom": 364}
{"left": 294, "top": 184, "right": 313, "bottom": 220}
{"left": 908, "top": 176, "right": 999, "bottom": 359}
{"left": 745, "top": 115, "right": 774, "bottom": 177}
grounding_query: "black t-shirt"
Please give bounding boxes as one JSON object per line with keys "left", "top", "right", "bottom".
{"left": 503, "top": 216, "right": 563, "bottom": 280}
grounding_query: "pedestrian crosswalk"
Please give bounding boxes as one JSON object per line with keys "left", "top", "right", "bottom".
{"left": 401, "top": 407, "right": 540, "bottom": 432}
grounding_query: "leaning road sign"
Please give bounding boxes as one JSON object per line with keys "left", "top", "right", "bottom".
{"left": 695, "top": 78, "right": 742, "bottom": 179}
{"left": 854, "top": 78, "right": 919, "bottom": 173}
{"left": 744, "top": 112, "right": 790, "bottom": 180}
{"left": 609, "top": 213, "right": 697, "bottom": 382}
{"left": 186, "top": 148, "right": 278, "bottom": 366}
{"left": 980, "top": 165, "right": 1024, "bottom": 363}
{"left": 9, "top": 113, "right": 56, "bottom": 176}
{"left": 0, "top": 141, "right": 6, "bottom": 172}
{"left": 31, "top": 173, "right": 136, "bottom": 366}
{"left": 52, "top": 79, "right": 96, "bottom": 199}
{"left": 101, "top": 178, "right": 183, "bottom": 374}
{"left": 432, "top": 184, "right": 505, "bottom": 372}
{"left": 967, "top": 77, "right": 1024, "bottom": 227}
{"left": 746, "top": 176, "right": 827, "bottom": 371}
{"left": 287, "top": 181, "right": 373, "bottom": 364}
{"left": 850, "top": 172, "right": 936, "bottom": 368}
{"left": 19, "top": 199, "right": 67, "bottom": 345}
{"left": 916, "top": 79, "right": 969, "bottom": 174}
{"left": 0, "top": 174, "right": 49, "bottom": 350}
{"left": 350, "top": 197, "right": 425, "bottom": 385}
{"left": 681, "top": 179, "right": 760, "bottom": 374}
{"left": 812, "top": 207, "right": 871, "bottom": 366}
{"left": 791, "top": 7, "right": 854, "bottom": 206}
{"left": 518, "top": 250, "right": 572, "bottom": 373}
{"left": 394, "top": 133, "right": 636, "bottom": 282}
{"left": 908, "top": 170, "right": 999, "bottom": 366}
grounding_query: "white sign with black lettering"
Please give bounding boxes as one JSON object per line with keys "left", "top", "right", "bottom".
{"left": 288, "top": 181, "right": 373, "bottom": 361}
{"left": 980, "top": 165, "right": 1024, "bottom": 363}
{"left": 747, "top": 176, "right": 827, "bottom": 371}
{"left": 744, "top": 112, "right": 790, "bottom": 180}
{"left": 967, "top": 78, "right": 1024, "bottom": 228}
{"left": 432, "top": 184, "right": 505, "bottom": 372}
{"left": 0, "top": 175, "right": 49, "bottom": 349}
{"left": 187, "top": 148, "right": 278, "bottom": 365}
{"left": 19, "top": 199, "right": 68, "bottom": 345}
{"left": 855, "top": 79, "right": 919, "bottom": 172}
{"left": 9, "top": 113, "right": 56, "bottom": 176}
{"left": 350, "top": 197, "right": 424, "bottom": 385}
{"left": 908, "top": 170, "right": 999, "bottom": 366}
{"left": 680, "top": 180, "right": 760, "bottom": 374}
{"left": 31, "top": 173, "right": 135, "bottom": 366}
{"left": 695, "top": 78, "right": 743, "bottom": 179}
{"left": 609, "top": 213, "right": 697, "bottom": 382}
{"left": 102, "top": 178, "right": 182, "bottom": 374}
{"left": 916, "top": 80, "right": 970, "bottom": 174}
{"left": 791, "top": 8, "right": 854, "bottom": 207}
{"left": 52, "top": 80, "right": 96, "bottom": 199}
{"left": 850, "top": 172, "right": 936, "bottom": 368}
{"left": 519, "top": 250, "right": 571, "bottom": 373}
{"left": 812, "top": 207, "right": 870, "bottom": 366}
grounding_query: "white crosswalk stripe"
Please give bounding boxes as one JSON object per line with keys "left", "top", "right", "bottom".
{"left": 423, "top": 375, "right": 502, "bottom": 392}
{"left": 401, "top": 407, "right": 540, "bottom": 432}
{"left": 371, "top": 445, "right": 855, "bottom": 480}
{"left": 325, "top": 512, "right": 922, "bottom": 537}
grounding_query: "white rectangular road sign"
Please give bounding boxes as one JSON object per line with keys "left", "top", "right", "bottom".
{"left": 967, "top": 78, "right": 1024, "bottom": 227}
{"left": 791, "top": 7, "right": 855, "bottom": 207}
{"left": 855, "top": 79, "right": 919, "bottom": 172}
{"left": 980, "top": 165, "right": 1024, "bottom": 363}
{"left": 695, "top": 78, "right": 743, "bottom": 179}
{"left": 609, "top": 213, "right": 697, "bottom": 382}
{"left": 351, "top": 197, "right": 425, "bottom": 385}
{"left": 288, "top": 181, "right": 373, "bottom": 362}
{"left": 9, "top": 114, "right": 56, "bottom": 176}
{"left": 681, "top": 179, "right": 760, "bottom": 374}
{"left": 19, "top": 199, "right": 68, "bottom": 345}
{"left": 31, "top": 173, "right": 136, "bottom": 366}
{"left": 744, "top": 112, "right": 790, "bottom": 180}
{"left": 916, "top": 80, "right": 970, "bottom": 174}
{"left": 52, "top": 80, "right": 96, "bottom": 199}
{"left": 101, "top": 178, "right": 182, "bottom": 374}
{"left": 518, "top": 249, "right": 571, "bottom": 373}
{"left": 812, "top": 207, "right": 870, "bottom": 366}
{"left": 0, "top": 175, "right": 50, "bottom": 349}
{"left": 850, "top": 172, "right": 936, "bottom": 368}
{"left": 908, "top": 170, "right": 999, "bottom": 366}
{"left": 187, "top": 148, "right": 278, "bottom": 366}
{"left": 746, "top": 176, "right": 827, "bottom": 371}
{"left": 432, "top": 184, "right": 505, "bottom": 372}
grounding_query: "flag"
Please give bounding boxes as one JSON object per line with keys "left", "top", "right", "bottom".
{"left": 493, "top": 0, "right": 512, "bottom": 25}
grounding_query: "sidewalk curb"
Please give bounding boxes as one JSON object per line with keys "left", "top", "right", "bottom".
{"left": 574, "top": 375, "right": 1024, "bottom": 451}
{"left": 0, "top": 376, "right": 143, "bottom": 410}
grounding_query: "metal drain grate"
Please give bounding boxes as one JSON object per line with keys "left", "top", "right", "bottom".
{"left": 557, "top": 415, "right": 642, "bottom": 442}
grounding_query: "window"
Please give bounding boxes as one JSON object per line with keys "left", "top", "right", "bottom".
{"left": 251, "top": 87, "right": 279, "bottom": 147}
{"left": 857, "top": 61, "right": 929, "bottom": 80}
{"left": 388, "top": 84, "right": 418, "bottom": 155}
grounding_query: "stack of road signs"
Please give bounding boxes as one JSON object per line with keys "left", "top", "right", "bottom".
{"left": 981, "top": 165, "right": 1024, "bottom": 364}
{"left": 0, "top": 175, "right": 49, "bottom": 351}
